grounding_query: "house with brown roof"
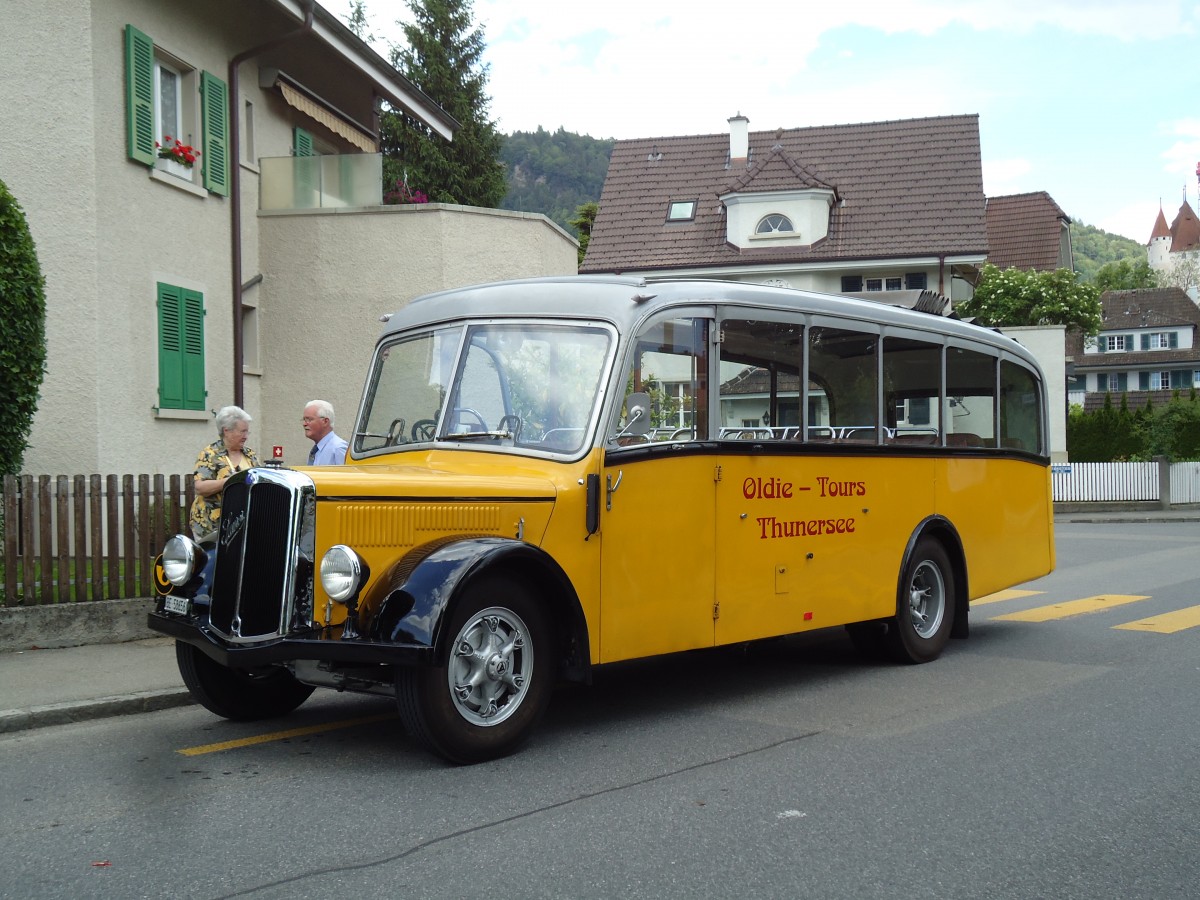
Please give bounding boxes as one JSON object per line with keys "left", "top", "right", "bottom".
{"left": 580, "top": 113, "right": 988, "bottom": 303}
{"left": 985, "top": 191, "right": 1073, "bottom": 272}
{"left": 1067, "top": 287, "right": 1200, "bottom": 410}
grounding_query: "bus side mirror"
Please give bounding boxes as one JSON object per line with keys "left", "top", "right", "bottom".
{"left": 617, "top": 392, "right": 651, "bottom": 438}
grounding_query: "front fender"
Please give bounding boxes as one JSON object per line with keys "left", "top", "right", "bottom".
{"left": 363, "top": 537, "right": 588, "bottom": 671}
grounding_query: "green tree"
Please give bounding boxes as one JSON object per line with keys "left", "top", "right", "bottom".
{"left": 381, "top": 0, "right": 506, "bottom": 207}
{"left": 344, "top": 0, "right": 378, "bottom": 43}
{"left": 500, "top": 129, "right": 613, "bottom": 233}
{"left": 0, "top": 178, "right": 47, "bottom": 476}
{"left": 1092, "top": 258, "right": 1159, "bottom": 292}
{"left": 957, "top": 264, "right": 1102, "bottom": 336}
{"left": 567, "top": 201, "right": 597, "bottom": 266}
{"left": 1071, "top": 219, "right": 1146, "bottom": 282}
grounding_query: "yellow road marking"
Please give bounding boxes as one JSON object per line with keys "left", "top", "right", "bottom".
{"left": 178, "top": 713, "right": 395, "bottom": 757}
{"left": 991, "top": 594, "right": 1150, "bottom": 623}
{"left": 1114, "top": 605, "right": 1200, "bottom": 634}
{"left": 973, "top": 589, "right": 1044, "bottom": 606}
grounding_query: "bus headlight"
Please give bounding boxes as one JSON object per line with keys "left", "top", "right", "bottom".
{"left": 320, "top": 545, "right": 365, "bottom": 603}
{"left": 162, "top": 535, "right": 205, "bottom": 586}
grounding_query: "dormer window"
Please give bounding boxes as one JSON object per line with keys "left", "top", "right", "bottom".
{"left": 755, "top": 214, "right": 794, "bottom": 234}
{"left": 667, "top": 200, "right": 696, "bottom": 222}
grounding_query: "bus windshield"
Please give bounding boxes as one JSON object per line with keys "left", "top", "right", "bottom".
{"left": 355, "top": 321, "right": 613, "bottom": 455}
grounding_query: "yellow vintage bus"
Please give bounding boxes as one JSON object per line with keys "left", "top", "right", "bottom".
{"left": 152, "top": 277, "right": 1054, "bottom": 763}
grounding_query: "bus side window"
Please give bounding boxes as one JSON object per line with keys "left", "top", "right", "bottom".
{"left": 717, "top": 319, "right": 803, "bottom": 440}
{"left": 883, "top": 335, "right": 941, "bottom": 445}
{"left": 613, "top": 317, "right": 708, "bottom": 443}
{"left": 809, "top": 326, "right": 878, "bottom": 443}
{"left": 1000, "top": 360, "right": 1043, "bottom": 454}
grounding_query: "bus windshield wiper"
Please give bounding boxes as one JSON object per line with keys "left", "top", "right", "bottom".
{"left": 439, "top": 430, "right": 513, "bottom": 441}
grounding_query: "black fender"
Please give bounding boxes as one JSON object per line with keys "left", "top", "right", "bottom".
{"left": 363, "top": 537, "right": 591, "bottom": 680}
{"left": 898, "top": 516, "right": 969, "bottom": 639}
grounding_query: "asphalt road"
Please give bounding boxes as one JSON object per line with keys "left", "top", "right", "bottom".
{"left": 1, "top": 521, "right": 1198, "bottom": 899}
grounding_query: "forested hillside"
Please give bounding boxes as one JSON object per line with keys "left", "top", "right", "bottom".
{"left": 499, "top": 128, "right": 613, "bottom": 235}
{"left": 1071, "top": 219, "right": 1146, "bottom": 282}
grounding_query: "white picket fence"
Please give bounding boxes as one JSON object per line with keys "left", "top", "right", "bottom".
{"left": 1051, "top": 460, "right": 1200, "bottom": 504}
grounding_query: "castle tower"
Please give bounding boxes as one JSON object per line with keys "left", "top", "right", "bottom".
{"left": 1148, "top": 203, "right": 1171, "bottom": 270}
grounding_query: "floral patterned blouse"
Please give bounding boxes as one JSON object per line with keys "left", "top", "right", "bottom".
{"left": 189, "top": 439, "right": 260, "bottom": 538}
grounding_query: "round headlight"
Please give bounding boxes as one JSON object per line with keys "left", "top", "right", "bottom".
{"left": 320, "top": 545, "right": 364, "bottom": 603}
{"left": 162, "top": 534, "right": 202, "bottom": 586}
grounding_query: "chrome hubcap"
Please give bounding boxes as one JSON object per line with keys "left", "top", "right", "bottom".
{"left": 907, "top": 560, "right": 945, "bottom": 639}
{"left": 448, "top": 608, "right": 532, "bottom": 726}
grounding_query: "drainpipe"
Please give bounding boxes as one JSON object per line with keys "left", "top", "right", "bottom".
{"left": 228, "top": 1, "right": 315, "bottom": 408}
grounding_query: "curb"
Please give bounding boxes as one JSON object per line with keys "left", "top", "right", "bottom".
{"left": 0, "top": 689, "right": 194, "bottom": 735}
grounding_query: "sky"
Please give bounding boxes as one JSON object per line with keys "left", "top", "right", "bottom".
{"left": 353, "top": 0, "right": 1200, "bottom": 244}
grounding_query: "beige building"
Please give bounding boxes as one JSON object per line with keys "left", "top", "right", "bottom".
{"left": 1, "top": 0, "right": 576, "bottom": 476}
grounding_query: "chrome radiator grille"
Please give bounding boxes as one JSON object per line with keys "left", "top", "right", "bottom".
{"left": 208, "top": 468, "right": 314, "bottom": 643}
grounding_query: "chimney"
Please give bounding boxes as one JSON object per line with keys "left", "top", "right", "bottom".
{"left": 728, "top": 113, "right": 749, "bottom": 166}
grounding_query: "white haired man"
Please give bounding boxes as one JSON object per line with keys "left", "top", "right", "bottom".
{"left": 302, "top": 399, "right": 348, "bottom": 465}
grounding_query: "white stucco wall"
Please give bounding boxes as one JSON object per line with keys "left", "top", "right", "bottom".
{"left": 253, "top": 204, "right": 578, "bottom": 461}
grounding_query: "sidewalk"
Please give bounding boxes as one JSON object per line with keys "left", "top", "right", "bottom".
{"left": 0, "top": 637, "right": 191, "bottom": 735}
{"left": 2, "top": 508, "right": 1198, "bottom": 736}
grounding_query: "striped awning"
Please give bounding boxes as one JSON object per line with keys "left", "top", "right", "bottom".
{"left": 277, "top": 79, "right": 377, "bottom": 153}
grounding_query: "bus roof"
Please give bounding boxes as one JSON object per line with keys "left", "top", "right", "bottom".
{"left": 379, "top": 276, "right": 1043, "bottom": 372}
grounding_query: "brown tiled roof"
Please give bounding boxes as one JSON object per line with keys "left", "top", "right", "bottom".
{"left": 1081, "top": 390, "right": 1195, "bottom": 412}
{"left": 1065, "top": 287, "right": 1200, "bottom": 358}
{"left": 580, "top": 114, "right": 988, "bottom": 274}
{"left": 1149, "top": 207, "right": 1171, "bottom": 242}
{"left": 984, "top": 191, "right": 1069, "bottom": 271}
{"left": 1169, "top": 200, "right": 1200, "bottom": 252}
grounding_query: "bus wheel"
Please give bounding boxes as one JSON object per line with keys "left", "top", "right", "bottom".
{"left": 887, "top": 538, "right": 955, "bottom": 664}
{"left": 175, "top": 641, "right": 314, "bottom": 720}
{"left": 396, "top": 576, "right": 554, "bottom": 764}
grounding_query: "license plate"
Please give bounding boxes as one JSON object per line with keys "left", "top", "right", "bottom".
{"left": 164, "top": 595, "right": 189, "bottom": 615}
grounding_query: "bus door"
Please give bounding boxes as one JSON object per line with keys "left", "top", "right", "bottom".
{"left": 710, "top": 315, "right": 834, "bottom": 645}
{"left": 599, "top": 315, "right": 716, "bottom": 662}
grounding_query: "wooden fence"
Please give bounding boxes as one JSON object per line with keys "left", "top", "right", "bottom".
{"left": 1, "top": 474, "right": 195, "bottom": 606}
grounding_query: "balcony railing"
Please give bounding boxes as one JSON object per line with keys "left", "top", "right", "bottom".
{"left": 259, "top": 153, "right": 383, "bottom": 211}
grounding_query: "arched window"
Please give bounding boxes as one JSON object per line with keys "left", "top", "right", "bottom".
{"left": 756, "top": 214, "right": 794, "bottom": 234}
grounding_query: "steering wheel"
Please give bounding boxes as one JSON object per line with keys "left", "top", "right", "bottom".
{"left": 386, "top": 418, "right": 407, "bottom": 445}
{"left": 498, "top": 414, "right": 522, "bottom": 440}
{"left": 450, "top": 407, "right": 488, "bottom": 432}
{"left": 410, "top": 419, "right": 436, "bottom": 441}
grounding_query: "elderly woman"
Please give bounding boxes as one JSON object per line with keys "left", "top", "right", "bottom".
{"left": 189, "top": 406, "right": 260, "bottom": 540}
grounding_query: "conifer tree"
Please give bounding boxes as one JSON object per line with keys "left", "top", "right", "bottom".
{"left": 381, "top": 0, "right": 505, "bottom": 207}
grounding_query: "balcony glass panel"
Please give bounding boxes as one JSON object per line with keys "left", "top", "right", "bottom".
{"left": 259, "top": 153, "right": 383, "bottom": 210}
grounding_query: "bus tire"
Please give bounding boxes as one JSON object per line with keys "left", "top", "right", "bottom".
{"left": 887, "top": 538, "right": 955, "bottom": 664}
{"left": 175, "top": 641, "right": 314, "bottom": 720}
{"left": 395, "top": 575, "right": 554, "bottom": 764}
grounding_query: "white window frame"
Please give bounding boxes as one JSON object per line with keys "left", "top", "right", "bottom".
{"left": 153, "top": 56, "right": 197, "bottom": 181}
{"left": 1149, "top": 332, "right": 1173, "bottom": 350}
{"left": 1105, "top": 335, "right": 1128, "bottom": 352}
{"left": 1151, "top": 371, "right": 1171, "bottom": 390}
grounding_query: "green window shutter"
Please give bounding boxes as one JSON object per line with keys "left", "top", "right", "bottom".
{"left": 200, "top": 71, "right": 230, "bottom": 196}
{"left": 1139, "top": 372, "right": 1149, "bottom": 391}
{"left": 1170, "top": 332, "right": 1179, "bottom": 349}
{"left": 158, "top": 284, "right": 206, "bottom": 410}
{"left": 1140, "top": 334, "right": 1150, "bottom": 350}
{"left": 293, "top": 127, "right": 314, "bottom": 157}
{"left": 1117, "top": 373, "right": 1127, "bottom": 392}
{"left": 158, "top": 284, "right": 185, "bottom": 409}
{"left": 1097, "top": 374, "right": 1107, "bottom": 391}
{"left": 181, "top": 290, "right": 206, "bottom": 409}
{"left": 125, "top": 25, "right": 156, "bottom": 165}
{"left": 1095, "top": 337, "right": 1105, "bottom": 354}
